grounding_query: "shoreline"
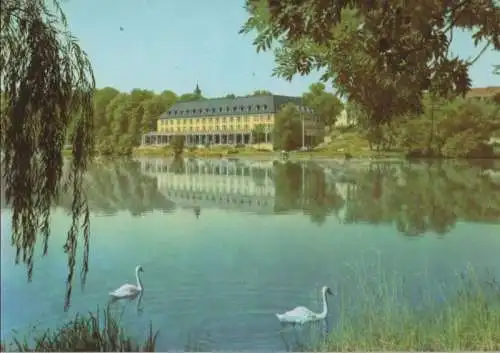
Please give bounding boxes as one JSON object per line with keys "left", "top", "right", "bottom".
{"left": 131, "top": 146, "right": 500, "bottom": 162}
{"left": 61, "top": 146, "right": 500, "bottom": 163}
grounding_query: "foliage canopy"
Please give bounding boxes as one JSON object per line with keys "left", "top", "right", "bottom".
{"left": 240, "top": 0, "right": 500, "bottom": 126}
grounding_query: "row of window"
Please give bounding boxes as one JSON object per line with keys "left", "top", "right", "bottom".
{"left": 159, "top": 124, "right": 272, "bottom": 132}
{"left": 160, "top": 115, "right": 273, "bottom": 125}
{"left": 166, "top": 191, "right": 273, "bottom": 203}
{"left": 168, "top": 104, "right": 271, "bottom": 116}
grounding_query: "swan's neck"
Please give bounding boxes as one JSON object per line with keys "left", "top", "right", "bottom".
{"left": 135, "top": 269, "right": 143, "bottom": 290}
{"left": 320, "top": 290, "right": 328, "bottom": 317}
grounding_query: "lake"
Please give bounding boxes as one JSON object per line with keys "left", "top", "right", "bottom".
{"left": 1, "top": 157, "right": 500, "bottom": 350}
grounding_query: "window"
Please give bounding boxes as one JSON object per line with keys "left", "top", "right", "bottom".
{"left": 192, "top": 109, "right": 196, "bottom": 114}
{"left": 173, "top": 110, "right": 177, "bottom": 115}
{"left": 248, "top": 105, "right": 252, "bottom": 111}
{"left": 263, "top": 104, "right": 267, "bottom": 109}
{"left": 212, "top": 108, "right": 216, "bottom": 113}
{"left": 199, "top": 108, "right": 203, "bottom": 113}
{"left": 233, "top": 106, "right": 237, "bottom": 112}
{"left": 219, "top": 107, "right": 223, "bottom": 112}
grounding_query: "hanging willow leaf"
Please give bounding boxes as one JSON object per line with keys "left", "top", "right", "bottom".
{"left": 0, "top": 0, "right": 95, "bottom": 311}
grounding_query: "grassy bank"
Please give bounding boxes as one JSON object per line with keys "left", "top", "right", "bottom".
{"left": 3, "top": 270, "right": 499, "bottom": 351}
{"left": 318, "top": 269, "right": 500, "bottom": 351}
{"left": 132, "top": 144, "right": 402, "bottom": 160}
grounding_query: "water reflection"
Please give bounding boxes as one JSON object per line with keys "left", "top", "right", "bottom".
{"left": 279, "top": 319, "right": 328, "bottom": 351}
{"left": 55, "top": 160, "right": 175, "bottom": 216}
{"left": 7, "top": 157, "right": 495, "bottom": 235}
{"left": 140, "top": 158, "right": 500, "bottom": 235}
{"left": 109, "top": 290, "right": 144, "bottom": 316}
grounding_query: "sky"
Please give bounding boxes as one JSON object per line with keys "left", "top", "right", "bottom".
{"left": 62, "top": 0, "right": 500, "bottom": 97}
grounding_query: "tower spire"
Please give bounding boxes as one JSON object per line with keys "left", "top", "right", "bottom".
{"left": 194, "top": 82, "right": 201, "bottom": 96}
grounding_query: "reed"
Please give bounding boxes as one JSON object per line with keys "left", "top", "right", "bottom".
{"left": 1, "top": 306, "right": 158, "bottom": 352}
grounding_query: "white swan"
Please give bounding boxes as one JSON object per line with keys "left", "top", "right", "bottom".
{"left": 109, "top": 265, "right": 144, "bottom": 299}
{"left": 276, "top": 286, "right": 334, "bottom": 325}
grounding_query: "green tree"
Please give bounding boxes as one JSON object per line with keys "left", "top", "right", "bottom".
{"left": 171, "top": 135, "right": 186, "bottom": 157}
{"left": 252, "top": 124, "right": 267, "bottom": 143}
{"left": 123, "top": 89, "right": 154, "bottom": 147}
{"left": 240, "top": 0, "right": 499, "bottom": 130}
{"left": 94, "top": 87, "right": 120, "bottom": 153}
{"left": 179, "top": 84, "right": 204, "bottom": 102}
{"left": 224, "top": 93, "right": 236, "bottom": 99}
{"left": 141, "top": 92, "right": 177, "bottom": 135}
{"left": 273, "top": 103, "right": 303, "bottom": 151}
{"left": 397, "top": 97, "right": 500, "bottom": 158}
{"left": 178, "top": 93, "right": 203, "bottom": 102}
{"left": 1, "top": 0, "right": 95, "bottom": 310}
{"left": 493, "top": 93, "right": 500, "bottom": 106}
{"left": 302, "top": 82, "right": 343, "bottom": 126}
{"left": 247, "top": 89, "right": 272, "bottom": 96}
{"left": 105, "top": 93, "right": 130, "bottom": 154}
{"left": 90, "top": 88, "right": 179, "bottom": 155}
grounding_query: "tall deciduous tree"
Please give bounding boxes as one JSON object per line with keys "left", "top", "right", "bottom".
{"left": 141, "top": 91, "right": 177, "bottom": 135}
{"left": 94, "top": 87, "right": 120, "bottom": 152}
{"left": 302, "top": 82, "right": 343, "bottom": 126}
{"left": 171, "top": 135, "right": 186, "bottom": 157}
{"left": 1, "top": 0, "right": 95, "bottom": 310}
{"left": 273, "top": 103, "right": 303, "bottom": 151}
{"left": 251, "top": 124, "right": 267, "bottom": 143}
{"left": 240, "top": 0, "right": 500, "bottom": 129}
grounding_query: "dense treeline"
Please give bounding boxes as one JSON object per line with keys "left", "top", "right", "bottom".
{"left": 354, "top": 95, "right": 500, "bottom": 158}
{"left": 84, "top": 83, "right": 343, "bottom": 156}
{"left": 92, "top": 88, "right": 177, "bottom": 155}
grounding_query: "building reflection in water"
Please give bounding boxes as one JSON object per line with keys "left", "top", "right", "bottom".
{"left": 141, "top": 158, "right": 278, "bottom": 214}
{"left": 140, "top": 157, "right": 351, "bottom": 221}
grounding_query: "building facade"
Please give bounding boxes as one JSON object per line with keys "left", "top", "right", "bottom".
{"left": 141, "top": 94, "right": 324, "bottom": 147}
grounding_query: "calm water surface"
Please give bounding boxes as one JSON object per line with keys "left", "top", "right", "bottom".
{"left": 2, "top": 158, "right": 500, "bottom": 350}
